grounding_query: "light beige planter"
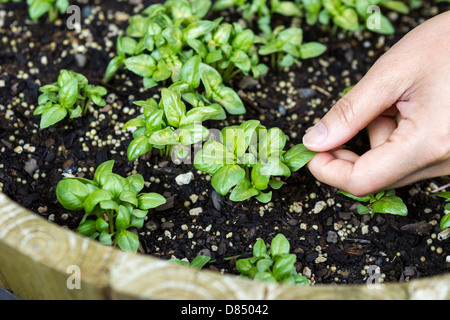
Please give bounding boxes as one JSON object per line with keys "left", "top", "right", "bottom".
{"left": 0, "top": 192, "right": 449, "bottom": 300}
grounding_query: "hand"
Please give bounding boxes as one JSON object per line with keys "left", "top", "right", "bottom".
{"left": 302, "top": 11, "right": 450, "bottom": 197}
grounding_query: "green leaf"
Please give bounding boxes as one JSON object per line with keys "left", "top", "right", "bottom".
{"left": 337, "top": 190, "right": 371, "bottom": 203}
{"left": 127, "top": 135, "right": 152, "bottom": 161}
{"left": 177, "top": 124, "right": 209, "bottom": 145}
{"left": 372, "top": 196, "right": 408, "bottom": 216}
{"left": 283, "top": 144, "right": 317, "bottom": 172}
{"left": 236, "top": 258, "right": 254, "bottom": 275}
{"left": 333, "top": 8, "right": 359, "bottom": 31}
{"left": 138, "top": 193, "right": 166, "bottom": 210}
{"left": 440, "top": 213, "right": 450, "bottom": 230}
{"left": 211, "top": 165, "right": 246, "bottom": 196}
{"left": 28, "top": 0, "right": 52, "bottom": 20}
{"left": 116, "top": 205, "right": 131, "bottom": 230}
{"left": 270, "top": 233, "right": 290, "bottom": 257}
{"left": 40, "top": 105, "right": 68, "bottom": 129}
{"left": 232, "top": 29, "right": 254, "bottom": 52}
{"left": 183, "top": 20, "right": 215, "bottom": 40}
{"left": 255, "top": 191, "right": 272, "bottom": 203}
{"left": 127, "top": 174, "right": 145, "bottom": 193}
{"left": 273, "top": 254, "right": 296, "bottom": 281}
{"left": 131, "top": 208, "right": 148, "bottom": 219}
{"left": 104, "top": 56, "right": 125, "bottom": 83}
{"left": 357, "top": 204, "right": 372, "bottom": 215}
{"left": 367, "top": 13, "right": 395, "bottom": 35}
{"left": 200, "top": 63, "right": 223, "bottom": 97}
{"left": 190, "top": 256, "right": 211, "bottom": 270}
{"left": 115, "top": 230, "right": 139, "bottom": 252}
{"left": 99, "top": 231, "right": 113, "bottom": 245}
{"left": 56, "top": 179, "right": 89, "bottom": 211}
{"left": 256, "top": 258, "right": 273, "bottom": 273}
{"left": 161, "top": 88, "right": 186, "bottom": 127}
{"left": 102, "top": 173, "right": 126, "bottom": 198}
{"left": 84, "top": 189, "right": 113, "bottom": 213}
{"left": 253, "top": 238, "right": 267, "bottom": 258}
{"left": 119, "top": 190, "right": 139, "bottom": 207}
{"left": 76, "top": 220, "right": 97, "bottom": 237}
{"left": 193, "top": 140, "right": 234, "bottom": 175}
{"left": 99, "top": 200, "right": 119, "bottom": 212}
{"left": 300, "top": 42, "right": 327, "bottom": 59}
{"left": 95, "top": 217, "right": 109, "bottom": 232}
{"left": 124, "top": 54, "right": 156, "bottom": 78}
{"left": 148, "top": 127, "right": 180, "bottom": 145}
{"left": 254, "top": 272, "right": 277, "bottom": 283}
{"left": 229, "top": 178, "right": 260, "bottom": 202}
{"left": 94, "top": 160, "right": 115, "bottom": 186}
{"left": 59, "top": 78, "right": 78, "bottom": 108}
{"left": 212, "top": 86, "right": 246, "bottom": 115}
{"left": 180, "top": 55, "right": 201, "bottom": 89}
{"left": 251, "top": 163, "right": 270, "bottom": 191}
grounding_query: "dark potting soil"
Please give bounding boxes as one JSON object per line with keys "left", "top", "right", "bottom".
{"left": 0, "top": 0, "right": 449, "bottom": 286}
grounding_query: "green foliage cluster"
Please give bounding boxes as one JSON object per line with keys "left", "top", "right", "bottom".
{"left": 1, "top": 0, "right": 69, "bottom": 21}
{"left": 33, "top": 70, "right": 107, "bottom": 128}
{"left": 236, "top": 234, "right": 309, "bottom": 285}
{"left": 338, "top": 189, "right": 408, "bottom": 217}
{"left": 193, "top": 120, "right": 317, "bottom": 203}
{"left": 56, "top": 160, "right": 166, "bottom": 252}
{"left": 432, "top": 192, "right": 450, "bottom": 230}
{"left": 104, "top": 0, "right": 327, "bottom": 89}
{"left": 123, "top": 85, "right": 225, "bottom": 161}
{"left": 214, "top": 0, "right": 421, "bottom": 35}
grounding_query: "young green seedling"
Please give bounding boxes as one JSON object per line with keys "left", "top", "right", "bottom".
{"left": 236, "top": 234, "right": 309, "bottom": 285}
{"left": 170, "top": 255, "right": 211, "bottom": 270}
{"left": 56, "top": 160, "right": 166, "bottom": 252}
{"left": 123, "top": 85, "right": 225, "bottom": 161}
{"left": 431, "top": 192, "right": 450, "bottom": 230}
{"left": 338, "top": 189, "right": 408, "bottom": 218}
{"left": 27, "top": 0, "right": 69, "bottom": 22}
{"left": 34, "top": 70, "right": 107, "bottom": 128}
{"left": 193, "top": 120, "right": 316, "bottom": 203}
{"left": 301, "top": 0, "right": 411, "bottom": 34}
{"left": 258, "top": 26, "right": 327, "bottom": 69}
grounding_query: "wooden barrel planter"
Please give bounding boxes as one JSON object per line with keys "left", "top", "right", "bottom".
{"left": 1, "top": 192, "right": 449, "bottom": 300}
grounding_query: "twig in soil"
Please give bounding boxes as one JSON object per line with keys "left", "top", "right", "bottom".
{"left": 431, "top": 182, "right": 450, "bottom": 193}
{"left": 310, "top": 84, "right": 332, "bottom": 97}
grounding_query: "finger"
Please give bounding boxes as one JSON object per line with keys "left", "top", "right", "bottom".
{"left": 303, "top": 45, "right": 417, "bottom": 152}
{"left": 307, "top": 132, "right": 421, "bottom": 196}
{"left": 367, "top": 115, "right": 397, "bottom": 148}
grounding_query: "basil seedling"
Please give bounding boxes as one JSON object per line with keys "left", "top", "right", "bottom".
{"left": 27, "top": 0, "right": 69, "bottom": 22}
{"left": 431, "top": 192, "right": 450, "bottom": 230}
{"left": 258, "top": 26, "right": 327, "bottom": 69}
{"left": 34, "top": 70, "right": 107, "bottom": 129}
{"left": 56, "top": 160, "right": 166, "bottom": 252}
{"left": 302, "top": 0, "right": 410, "bottom": 34}
{"left": 236, "top": 234, "right": 309, "bottom": 285}
{"left": 338, "top": 189, "right": 408, "bottom": 218}
{"left": 170, "top": 255, "right": 211, "bottom": 270}
{"left": 193, "top": 120, "right": 316, "bottom": 203}
{"left": 124, "top": 86, "right": 225, "bottom": 161}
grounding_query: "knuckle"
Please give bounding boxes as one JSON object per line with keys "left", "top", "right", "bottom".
{"left": 332, "top": 96, "right": 357, "bottom": 128}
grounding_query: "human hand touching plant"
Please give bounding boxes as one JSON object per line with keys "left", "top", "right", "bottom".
{"left": 303, "top": 11, "right": 450, "bottom": 197}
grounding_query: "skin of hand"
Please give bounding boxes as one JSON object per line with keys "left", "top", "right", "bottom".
{"left": 302, "top": 11, "right": 450, "bottom": 197}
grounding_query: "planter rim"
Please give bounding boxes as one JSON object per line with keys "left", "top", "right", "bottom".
{"left": 0, "top": 192, "right": 449, "bottom": 300}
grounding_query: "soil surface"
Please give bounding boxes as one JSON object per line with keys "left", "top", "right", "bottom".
{"left": 0, "top": 0, "right": 449, "bottom": 286}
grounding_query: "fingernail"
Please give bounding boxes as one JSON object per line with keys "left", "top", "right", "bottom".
{"left": 303, "top": 122, "right": 327, "bottom": 147}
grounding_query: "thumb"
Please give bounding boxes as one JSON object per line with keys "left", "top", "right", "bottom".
{"left": 302, "top": 53, "right": 413, "bottom": 152}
